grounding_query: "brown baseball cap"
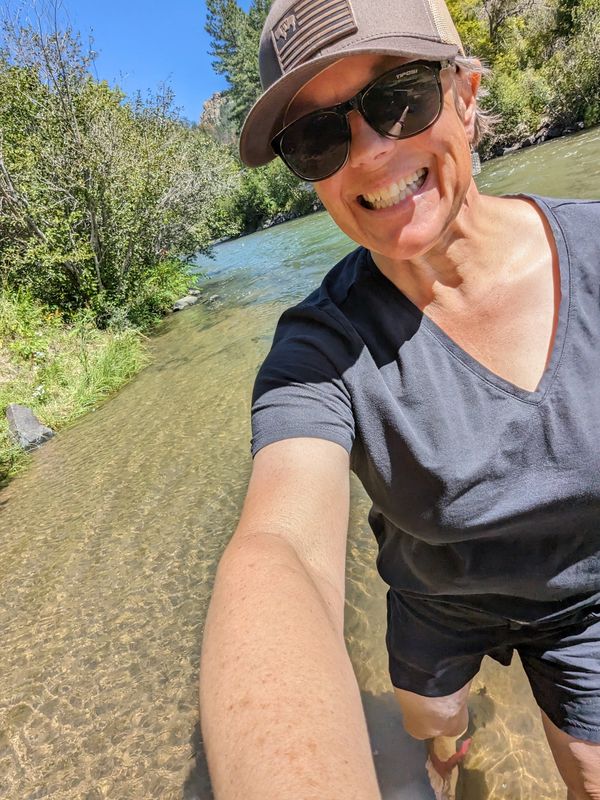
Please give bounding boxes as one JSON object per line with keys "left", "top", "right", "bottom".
{"left": 239, "top": 0, "right": 465, "bottom": 168}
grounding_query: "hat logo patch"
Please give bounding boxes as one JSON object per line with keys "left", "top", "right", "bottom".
{"left": 274, "top": 15, "right": 298, "bottom": 42}
{"left": 271, "top": 0, "right": 358, "bottom": 73}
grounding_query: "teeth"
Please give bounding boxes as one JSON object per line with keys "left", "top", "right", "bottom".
{"left": 362, "top": 168, "right": 427, "bottom": 210}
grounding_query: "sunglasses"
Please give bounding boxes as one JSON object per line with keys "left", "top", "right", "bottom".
{"left": 271, "top": 60, "right": 453, "bottom": 182}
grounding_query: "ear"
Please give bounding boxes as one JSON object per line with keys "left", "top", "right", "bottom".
{"left": 456, "top": 63, "right": 481, "bottom": 144}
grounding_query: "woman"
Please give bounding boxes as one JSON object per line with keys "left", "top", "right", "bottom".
{"left": 200, "top": 0, "right": 600, "bottom": 798}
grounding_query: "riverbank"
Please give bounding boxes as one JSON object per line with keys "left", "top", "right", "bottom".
{"left": 0, "top": 290, "right": 192, "bottom": 488}
{"left": 489, "top": 118, "right": 588, "bottom": 158}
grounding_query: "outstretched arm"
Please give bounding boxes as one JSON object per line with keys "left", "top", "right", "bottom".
{"left": 200, "top": 437, "right": 381, "bottom": 800}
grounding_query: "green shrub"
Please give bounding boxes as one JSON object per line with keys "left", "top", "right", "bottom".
{"left": 0, "top": 291, "right": 149, "bottom": 485}
{"left": 544, "top": 0, "right": 600, "bottom": 127}
{"left": 0, "top": 24, "right": 239, "bottom": 321}
{"left": 223, "top": 160, "right": 318, "bottom": 234}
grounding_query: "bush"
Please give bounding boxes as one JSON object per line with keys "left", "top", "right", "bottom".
{"left": 223, "top": 159, "right": 318, "bottom": 234}
{"left": 0, "top": 290, "right": 149, "bottom": 485}
{"left": 0, "top": 20, "right": 239, "bottom": 321}
{"left": 544, "top": 0, "right": 600, "bottom": 127}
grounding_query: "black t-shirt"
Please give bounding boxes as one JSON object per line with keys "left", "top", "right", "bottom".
{"left": 251, "top": 195, "right": 600, "bottom": 622}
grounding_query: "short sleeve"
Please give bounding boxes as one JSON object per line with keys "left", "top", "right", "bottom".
{"left": 251, "top": 302, "right": 356, "bottom": 457}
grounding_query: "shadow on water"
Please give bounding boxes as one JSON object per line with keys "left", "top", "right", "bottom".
{"left": 183, "top": 723, "right": 213, "bottom": 800}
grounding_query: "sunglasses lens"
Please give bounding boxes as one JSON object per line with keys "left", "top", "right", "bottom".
{"left": 279, "top": 111, "right": 348, "bottom": 181}
{"left": 363, "top": 65, "right": 442, "bottom": 139}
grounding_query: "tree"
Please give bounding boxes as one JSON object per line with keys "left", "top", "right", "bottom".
{"left": 479, "top": 0, "right": 537, "bottom": 46}
{"left": 0, "top": 1, "right": 240, "bottom": 320}
{"left": 205, "top": 0, "right": 271, "bottom": 130}
{"left": 545, "top": 0, "right": 600, "bottom": 125}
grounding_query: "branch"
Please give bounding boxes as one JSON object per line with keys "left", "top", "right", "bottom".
{"left": 0, "top": 142, "right": 48, "bottom": 242}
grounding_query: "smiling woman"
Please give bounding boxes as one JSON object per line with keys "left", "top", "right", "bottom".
{"left": 282, "top": 53, "right": 480, "bottom": 265}
{"left": 199, "top": 1, "right": 600, "bottom": 799}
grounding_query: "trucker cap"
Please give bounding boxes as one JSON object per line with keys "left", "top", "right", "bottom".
{"left": 239, "top": 0, "right": 465, "bottom": 167}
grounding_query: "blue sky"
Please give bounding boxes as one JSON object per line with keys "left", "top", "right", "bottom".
{"left": 65, "top": 0, "right": 252, "bottom": 123}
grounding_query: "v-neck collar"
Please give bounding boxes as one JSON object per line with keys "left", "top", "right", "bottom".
{"left": 365, "top": 194, "right": 571, "bottom": 405}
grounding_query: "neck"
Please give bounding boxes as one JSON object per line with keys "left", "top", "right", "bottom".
{"left": 370, "top": 187, "right": 514, "bottom": 313}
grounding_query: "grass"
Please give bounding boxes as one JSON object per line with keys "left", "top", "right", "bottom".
{"left": 0, "top": 292, "right": 151, "bottom": 487}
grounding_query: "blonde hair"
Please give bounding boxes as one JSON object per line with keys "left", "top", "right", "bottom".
{"left": 453, "top": 55, "right": 498, "bottom": 146}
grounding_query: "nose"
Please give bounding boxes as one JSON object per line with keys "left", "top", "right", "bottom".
{"left": 347, "top": 110, "right": 396, "bottom": 171}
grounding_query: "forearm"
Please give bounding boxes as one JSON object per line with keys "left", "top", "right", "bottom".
{"left": 199, "top": 532, "right": 381, "bottom": 800}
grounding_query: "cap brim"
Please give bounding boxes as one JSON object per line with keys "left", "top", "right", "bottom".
{"left": 239, "top": 36, "right": 459, "bottom": 168}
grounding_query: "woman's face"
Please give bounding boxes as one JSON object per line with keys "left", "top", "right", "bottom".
{"left": 286, "top": 54, "right": 479, "bottom": 263}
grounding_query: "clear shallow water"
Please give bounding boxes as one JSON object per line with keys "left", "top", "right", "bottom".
{"left": 1, "top": 127, "right": 599, "bottom": 799}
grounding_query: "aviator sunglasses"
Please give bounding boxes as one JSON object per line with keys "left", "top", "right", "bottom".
{"left": 271, "top": 60, "right": 453, "bottom": 182}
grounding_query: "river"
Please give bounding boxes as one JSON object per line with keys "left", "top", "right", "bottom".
{"left": 1, "top": 126, "right": 599, "bottom": 800}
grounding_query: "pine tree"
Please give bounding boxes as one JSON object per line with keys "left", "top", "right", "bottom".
{"left": 205, "top": 0, "right": 271, "bottom": 132}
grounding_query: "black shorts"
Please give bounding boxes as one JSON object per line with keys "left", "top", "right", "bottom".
{"left": 386, "top": 590, "right": 600, "bottom": 743}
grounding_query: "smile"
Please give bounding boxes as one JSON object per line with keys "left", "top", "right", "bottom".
{"left": 359, "top": 168, "right": 428, "bottom": 210}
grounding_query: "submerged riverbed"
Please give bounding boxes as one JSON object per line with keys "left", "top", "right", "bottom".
{"left": 1, "top": 127, "right": 599, "bottom": 799}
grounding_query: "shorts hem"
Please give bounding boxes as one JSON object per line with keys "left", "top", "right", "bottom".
{"left": 530, "top": 699, "right": 600, "bottom": 744}
{"left": 389, "top": 665, "right": 480, "bottom": 698}
{"left": 558, "top": 722, "right": 600, "bottom": 744}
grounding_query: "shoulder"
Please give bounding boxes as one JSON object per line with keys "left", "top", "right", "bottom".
{"left": 520, "top": 195, "right": 600, "bottom": 272}
{"left": 271, "top": 245, "right": 369, "bottom": 352}
{"left": 529, "top": 195, "right": 600, "bottom": 232}
{"left": 250, "top": 247, "right": 370, "bottom": 458}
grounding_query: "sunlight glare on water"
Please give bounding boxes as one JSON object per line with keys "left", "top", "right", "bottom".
{"left": 1, "top": 128, "right": 599, "bottom": 799}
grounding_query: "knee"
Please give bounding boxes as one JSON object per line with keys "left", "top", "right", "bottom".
{"left": 394, "top": 684, "right": 471, "bottom": 740}
{"left": 562, "top": 741, "right": 600, "bottom": 800}
{"left": 402, "top": 708, "right": 468, "bottom": 740}
{"left": 401, "top": 695, "right": 469, "bottom": 740}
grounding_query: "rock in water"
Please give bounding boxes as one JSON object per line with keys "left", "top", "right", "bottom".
{"left": 173, "top": 295, "right": 200, "bottom": 311}
{"left": 6, "top": 404, "right": 54, "bottom": 451}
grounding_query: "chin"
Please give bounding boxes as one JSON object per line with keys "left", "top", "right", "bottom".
{"left": 362, "top": 210, "right": 450, "bottom": 262}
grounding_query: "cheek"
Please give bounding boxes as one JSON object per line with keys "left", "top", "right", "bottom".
{"left": 430, "top": 122, "right": 471, "bottom": 182}
{"left": 314, "top": 176, "right": 347, "bottom": 214}
{"left": 433, "top": 94, "right": 471, "bottom": 155}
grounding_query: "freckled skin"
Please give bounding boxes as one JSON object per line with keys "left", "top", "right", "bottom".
{"left": 287, "top": 54, "right": 477, "bottom": 267}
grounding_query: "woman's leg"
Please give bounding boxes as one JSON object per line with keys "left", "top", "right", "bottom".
{"left": 394, "top": 681, "right": 473, "bottom": 800}
{"left": 518, "top": 605, "right": 600, "bottom": 800}
{"left": 393, "top": 680, "right": 473, "bottom": 740}
{"left": 541, "top": 711, "right": 600, "bottom": 800}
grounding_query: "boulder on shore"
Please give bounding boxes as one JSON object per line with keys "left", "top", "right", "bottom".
{"left": 173, "top": 295, "right": 200, "bottom": 311}
{"left": 6, "top": 404, "right": 54, "bottom": 451}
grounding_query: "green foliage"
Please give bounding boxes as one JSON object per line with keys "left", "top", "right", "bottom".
{"left": 445, "top": 0, "right": 600, "bottom": 154}
{"left": 544, "top": 0, "right": 600, "bottom": 126}
{"left": 0, "top": 16, "right": 239, "bottom": 322}
{"left": 221, "top": 160, "right": 318, "bottom": 234}
{"left": 554, "top": 0, "right": 582, "bottom": 37}
{"left": 447, "top": 0, "right": 492, "bottom": 58}
{"left": 205, "top": 0, "right": 271, "bottom": 131}
{"left": 479, "top": 55, "right": 551, "bottom": 152}
{"left": 0, "top": 290, "right": 148, "bottom": 484}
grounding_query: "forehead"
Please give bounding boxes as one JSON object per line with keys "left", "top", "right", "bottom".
{"left": 286, "top": 53, "right": 410, "bottom": 122}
